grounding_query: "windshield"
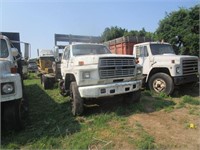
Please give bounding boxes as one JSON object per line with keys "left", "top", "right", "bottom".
{"left": 72, "top": 44, "right": 111, "bottom": 56}
{"left": 150, "top": 44, "right": 175, "bottom": 55}
{"left": 0, "top": 39, "right": 9, "bottom": 58}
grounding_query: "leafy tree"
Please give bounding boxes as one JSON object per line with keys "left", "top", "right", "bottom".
{"left": 156, "top": 5, "right": 199, "bottom": 56}
{"left": 102, "top": 26, "right": 155, "bottom": 42}
{"left": 101, "top": 26, "right": 127, "bottom": 42}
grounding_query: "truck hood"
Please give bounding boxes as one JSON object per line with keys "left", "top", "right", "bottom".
{"left": 73, "top": 54, "right": 135, "bottom": 65}
{"left": 153, "top": 54, "right": 198, "bottom": 63}
{"left": 0, "top": 60, "right": 11, "bottom": 74}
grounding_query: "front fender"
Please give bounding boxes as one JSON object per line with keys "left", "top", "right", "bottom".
{"left": 0, "top": 73, "right": 22, "bottom": 102}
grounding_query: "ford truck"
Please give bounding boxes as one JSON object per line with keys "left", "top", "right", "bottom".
{"left": 55, "top": 34, "right": 143, "bottom": 115}
{"left": 0, "top": 32, "right": 30, "bottom": 130}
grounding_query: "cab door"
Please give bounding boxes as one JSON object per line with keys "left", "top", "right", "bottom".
{"left": 135, "top": 45, "right": 150, "bottom": 75}
{"left": 61, "top": 46, "right": 70, "bottom": 78}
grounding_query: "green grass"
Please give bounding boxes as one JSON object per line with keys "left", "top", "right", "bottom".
{"left": 1, "top": 77, "right": 198, "bottom": 149}
{"left": 189, "top": 107, "right": 200, "bottom": 116}
{"left": 181, "top": 95, "right": 200, "bottom": 105}
{"left": 177, "top": 95, "right": 200, "bottom": 108}
{"left": 131, "top": 121, "right": 156, "bottom": 149}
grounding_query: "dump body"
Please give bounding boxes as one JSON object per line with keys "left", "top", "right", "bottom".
{"left": 104, "top": 36, "right": 152, "bottom": 55}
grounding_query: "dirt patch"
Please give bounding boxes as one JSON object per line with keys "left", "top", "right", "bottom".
{"left": 128, "top": 108, "right": 200, "bottom": 149}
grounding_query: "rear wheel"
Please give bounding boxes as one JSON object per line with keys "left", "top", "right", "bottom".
{"left": 149, "top": 73, "right": 174, "bottom": 95}
{"left": 42, "top": 75, "right": 51, "bottom": 89}
{"left": 70, "top": 82, "right": 84, "bottom": 116}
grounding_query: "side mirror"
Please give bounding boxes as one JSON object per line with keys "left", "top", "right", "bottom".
{"left": 54, "top": 46, "right": 59, "bottom": 54}
{"left": 24, "top": 43, "right": 30, "bottom": 60}
{"left": 11, "top": 48, "right": 19, "bottom": 57}
{"left": 54, "top": 46, "right": 59, "bottom": 60}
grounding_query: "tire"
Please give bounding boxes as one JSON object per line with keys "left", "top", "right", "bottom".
{"left": 3, "top": 100, "right": 22, "bottom": 131}
{"left": 70, "top": 82, "right": 84, "bottom": 116}
{"left": 42, "top": 75, "right": 51, "bottom": 89}
{"left": 59, "top": 80, "right": 68, "bottom": 96}
{"left": 149, "top": 73, "right": 174, "bottom": 95}
{"left": 123, "top": 90, "right": 141, "bottom": 104}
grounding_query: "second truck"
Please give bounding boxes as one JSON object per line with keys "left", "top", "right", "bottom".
{"left": 55, "top": 34, "right": 143, "bottom": 115}
{"left": 105, "top": 36, "right": 199, "bottom": 95}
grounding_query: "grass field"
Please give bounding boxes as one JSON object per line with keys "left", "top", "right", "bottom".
{"left": 1, "top": 75, "right": 200, "bottom": 149}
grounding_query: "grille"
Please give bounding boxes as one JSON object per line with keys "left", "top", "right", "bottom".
{"left": 182, "top": 59, "right": 198, "bottom": 75}
{"left": 99, "top": 57, "right": 135, "bottom": 79}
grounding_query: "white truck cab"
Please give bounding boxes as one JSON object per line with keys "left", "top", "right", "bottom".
{"left": 0, "top": 33, "right": 30, "bottom": 130}
{"left": 133, "top": 42, "right": 198, "bottom": 95}
{"left": 0, "top": 35, "right": 22, "bottom": 102}
{"left": 59, "top": 42, "right": 143, "bottom": 115}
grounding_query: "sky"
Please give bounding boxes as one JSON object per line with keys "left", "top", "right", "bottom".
{"left": 0, "top": 0, "right": 198, "bottom": 58}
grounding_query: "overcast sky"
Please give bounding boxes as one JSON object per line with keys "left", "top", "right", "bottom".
{"left": 1, "top": 0, "right": 198, "bottom": 58}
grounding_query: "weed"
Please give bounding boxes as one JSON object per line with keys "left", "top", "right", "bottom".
{"left": 164, "top": 105, "right": 175, "bottom": 112}
{"left": 181, "top": 95, "right": 200, "bottom": 105}
{"left": 158, "top": 92, "right": 170, "bottom": 99}
{"left": 127, "top": 121, "right": 156, "bottom": 149}
{"left": 132, "top": 121, "right": 156, "bottom": 149}
{"left": 135, "top": 121, "right": 143, "bottom": 128}
{"left": 189, "top": 107, "right": 200, "bottom": 116}
{"left": 143, "top": 90, "right": 152, "bottom": 96}
{"left": 4, "top": 143, "right": 20, "bottom": 149}
{"left": 135, "top": 131, "right": 156, "bottom": 149}
{"left": 153, "top": 99, "right": 176, "bottom": 111}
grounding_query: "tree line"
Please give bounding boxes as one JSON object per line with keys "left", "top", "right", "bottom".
{"left": 101, "top": 5, "right": 199, "bottom": 56}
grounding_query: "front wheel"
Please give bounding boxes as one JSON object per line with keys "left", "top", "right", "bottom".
{"left": 70, "top": 82, "right": 84, "bottom": 116}
{"left": 149, "top": 73, "right": 174, "bottom": 95}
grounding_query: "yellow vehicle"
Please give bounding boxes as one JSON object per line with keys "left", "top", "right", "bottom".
{"left": 37, "top": 49, "right": 61, "bottom": 89}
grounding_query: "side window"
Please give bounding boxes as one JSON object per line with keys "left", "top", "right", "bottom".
{"left": 143, "top": 46, "right": 148, "bottom": 57}
{"left": 136, "top": 46, "right": 148, "bottom": 57}
{"left": 135, "top": 46, "right": 140, "bottom": 58}
{"left": 0, "top": 39, "right": 9, "bottom": 58}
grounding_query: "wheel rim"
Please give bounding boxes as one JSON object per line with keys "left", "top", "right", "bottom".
{"left": 153, "top": 78, "right": 166, "bottom": 93}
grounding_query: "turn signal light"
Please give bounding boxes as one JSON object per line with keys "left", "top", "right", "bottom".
{"left": 79, "top": 61, "right": 84, "bottom": 66}
{"left": 135, "top": 58, "right": 139, "bottom": 64}
{"left": 11, "top": 67, "right": 17, "bottom": 73}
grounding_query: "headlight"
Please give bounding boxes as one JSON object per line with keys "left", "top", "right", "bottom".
{"left": 176, "top": 67, "right": 180, "bottom": 74}
{"left": 82, "top": 71, "right": 90, "bottom": 79}
{"left": 137, "top": 67, "right": 143, "bottom": 75}
{"left": 1, "top": 82, "right": 15, "bottom": 95}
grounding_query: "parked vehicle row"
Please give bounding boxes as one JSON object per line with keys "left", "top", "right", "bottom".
{"left": 1, "top": 32, "right": 198, "bottom": 130}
